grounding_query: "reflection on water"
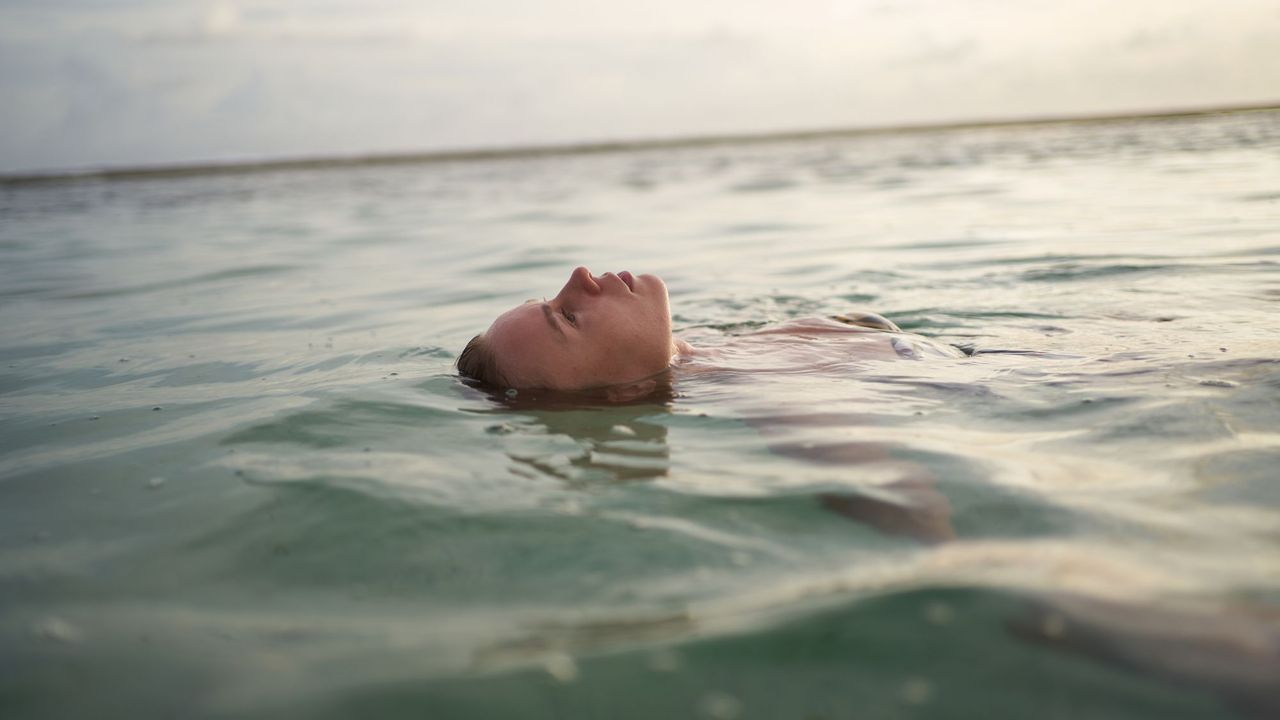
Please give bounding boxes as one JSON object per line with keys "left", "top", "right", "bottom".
{"left": 480, "top": 387, "right": 676, "bottom": 485}
{"left": 2, "top": 110, "right": 1279, "bottom": 719}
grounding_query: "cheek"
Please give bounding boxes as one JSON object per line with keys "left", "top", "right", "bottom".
{"left": 622, "top": 315, "right": 671, "bottom": 363}
{"left": 582, "top": 301, "right": 671, "bottom": 375}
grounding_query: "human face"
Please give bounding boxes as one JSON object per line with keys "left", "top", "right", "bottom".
{"left": 485, "top": 266, "right": 676, "bottom": 390}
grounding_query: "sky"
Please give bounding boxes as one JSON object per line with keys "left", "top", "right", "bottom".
{"left": 1, "top": 0, "right": 1277, "bottom": 174}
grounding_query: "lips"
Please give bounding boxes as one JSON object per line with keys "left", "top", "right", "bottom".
{"left": 618, "top": 270, "right": 635, "bottom": 291}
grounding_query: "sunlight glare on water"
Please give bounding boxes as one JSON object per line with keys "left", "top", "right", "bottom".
{"left": 1, "top": 111, "right": 1279, "bottom": 719}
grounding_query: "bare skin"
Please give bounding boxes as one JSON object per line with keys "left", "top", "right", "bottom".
{"left": 475, "top": 275, "right": 1276, "bottom": 706}
{"left": 484, "top": 266, "right": 690, "bottom": 391}
{"left": 480, "top": 266, "right": 957, "bottom": 541}
{"left": 483, "top": 267, "right": 949, "bottom": 391}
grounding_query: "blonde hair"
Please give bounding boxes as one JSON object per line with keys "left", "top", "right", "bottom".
{"left": 456, "top": 334, "right": 507, "bottom": 387}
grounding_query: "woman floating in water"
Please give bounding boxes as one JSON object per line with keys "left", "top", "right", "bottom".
{"left": 457, "top": 266, "right": 683, "bottom": 391}
{"left": 456, "top": 267, "right": 1280, "bottom": 713}
{"left": 458, "top": 265, "right": 961, "bottom": 542}
{"left": 457, "top": 265, "right": 960, "bottom": 394}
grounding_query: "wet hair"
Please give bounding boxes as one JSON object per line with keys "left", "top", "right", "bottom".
{"left": 456, "top": 334, "right": 508, "bottom": 388}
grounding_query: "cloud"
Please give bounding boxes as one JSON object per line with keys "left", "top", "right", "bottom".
{"left": 1, "top": 0, "right": 1277, "bottom": 172}
{"left": 202, "top": 2, "right": 241, "bottom": 36}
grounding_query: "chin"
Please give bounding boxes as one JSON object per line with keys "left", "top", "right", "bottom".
{"left": 638, "top": 273, "right": 667, "bottom": 292}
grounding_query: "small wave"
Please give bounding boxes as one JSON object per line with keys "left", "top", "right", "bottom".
{"left": 1020, "top": 262, "right": 1174, "bottom": 282}
{"left": 55, "top": 264, "right": 301, "bottom": 300}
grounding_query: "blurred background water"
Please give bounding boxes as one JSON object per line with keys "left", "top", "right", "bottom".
{"left": 2, "top": 109, "right": 1280, "bottom": 718}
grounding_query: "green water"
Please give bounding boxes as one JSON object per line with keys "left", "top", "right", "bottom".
{"left": 2, "top": 111, "right": 1279, "bottom": 719}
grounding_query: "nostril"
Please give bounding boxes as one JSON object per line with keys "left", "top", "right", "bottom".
{"left": 572, "top": 266, "right": 601, "bottom": 295}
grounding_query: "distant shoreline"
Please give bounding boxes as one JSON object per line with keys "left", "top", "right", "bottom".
{"left": 4, "top": 101, "right": 1277, "bottom": 186}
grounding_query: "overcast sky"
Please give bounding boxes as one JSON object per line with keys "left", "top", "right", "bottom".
{"left": 2, "top": 0, "right": 1277, "bottom": 173}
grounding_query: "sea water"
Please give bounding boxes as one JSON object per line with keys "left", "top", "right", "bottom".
{"left": 2, "top": 111, "right": 1278, "bottom": 718}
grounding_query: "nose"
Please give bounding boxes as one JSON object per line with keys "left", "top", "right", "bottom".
{"left": 560, "top": 266, "right": 601, "bottom": 297}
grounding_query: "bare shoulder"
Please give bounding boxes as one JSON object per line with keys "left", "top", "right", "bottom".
{"left": 749, "top": 315, "right": 964, "bottom": 360}
{"left": 673, "top": 313, "right": 963, "bottom": 374}
{"left": 747, "top": 315, "right": 891, "bottom": 336}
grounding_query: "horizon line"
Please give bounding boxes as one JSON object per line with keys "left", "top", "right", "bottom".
{"left": 4, "top": 100, "right": 1278, "bottom": 186}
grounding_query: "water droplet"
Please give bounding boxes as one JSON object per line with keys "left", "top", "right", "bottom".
{"left": 699, "top": 691, "right": 742, "bottom": 719}
{"left": 147, "top": 477, "right": 166, "bottom": 489}
{"left": 543, "top": 653, "right": 578, "bottom": 683}
{"left": 505, "top": 388, "right": 519, "bottom": 398}
{"left": 34, "top": 617, "right": 80, "bottom": 644}
{"left": 553, "top": 498, "right": 582, "bottom": 515}
{"left": 900, "top": 677, "right": 933, "bottom": 705}
{"left": 924, "top": 601, "right": 953, "bottom": 625}
{"left": 647, "top": 649, "right": 681, "bottom": 672}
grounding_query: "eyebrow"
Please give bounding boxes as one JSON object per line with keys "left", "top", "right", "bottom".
{"left": 541, "top": 303, "right": 566, "bottom": 337}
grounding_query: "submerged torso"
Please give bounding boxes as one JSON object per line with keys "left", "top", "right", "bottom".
{"left": 673, "top": 315, "right": 964, "bottom": 377}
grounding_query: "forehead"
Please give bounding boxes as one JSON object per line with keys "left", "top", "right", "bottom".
{"left": 486, "top": 302, "right": 568, "bottom": 384}
{"left": 489, "top": 301, "right": 557, "bottom": 342}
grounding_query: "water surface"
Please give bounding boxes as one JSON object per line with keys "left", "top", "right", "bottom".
{"left": 2, "top": 111, "right": 1279, "bottom": 719}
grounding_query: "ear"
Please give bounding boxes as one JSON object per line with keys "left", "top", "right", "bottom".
{"left": 603, "top": 378, "right": 658, "bottom": 403}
